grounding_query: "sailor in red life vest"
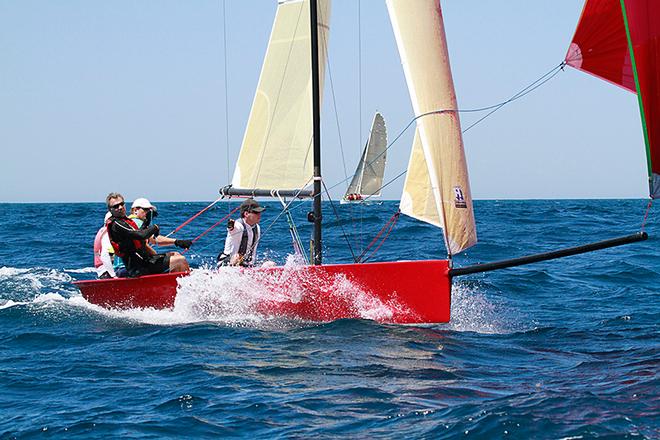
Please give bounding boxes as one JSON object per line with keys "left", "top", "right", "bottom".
{"left": 217, "top": 198, "right": 265, "bottom": 267}
{"left": 346, "top": 193, "right": 363, "bottom": 201}
{"left": 129, "top": 198, "right": 192, "bottom": 250}
{"left": 93, "top": 212, "right": 116, "bottom": 279}
{"left": 105, "top": 192, "right": 189, "bottom": 277}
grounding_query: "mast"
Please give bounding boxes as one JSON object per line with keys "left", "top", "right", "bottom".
{"left": 310, "top": 0, "right": 322, "bottom": 265}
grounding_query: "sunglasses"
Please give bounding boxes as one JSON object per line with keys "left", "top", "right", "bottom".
{"left": 109, "top": 201, "right": 125, "bottom": 210}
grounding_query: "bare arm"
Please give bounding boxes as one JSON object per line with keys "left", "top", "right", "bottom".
{"left": 155, "top": 236, "right": 176, "bottom": 246}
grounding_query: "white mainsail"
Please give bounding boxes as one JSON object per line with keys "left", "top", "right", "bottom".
{"left": 232, "top": 0, "right": 331, "bottom": 191}
{"left": 387, "top": 0, "right": 477, "bottom": 255}
{"left": 344, "top": 112, "right": 388, "bottom": 200}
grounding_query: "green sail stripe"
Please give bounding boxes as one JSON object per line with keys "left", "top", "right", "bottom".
{"left": 619, "top": 0, "right": 654, "bottom": 185}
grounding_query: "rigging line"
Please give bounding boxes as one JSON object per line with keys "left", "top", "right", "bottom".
{"left": 187, "top": 201, "right": 243, "bottom": 255}
{"left": 460, "top": 62, "right": 565, "bottom": 114}
{"left": 222, "top": 0, "right": 230, "bottom": 213}
{"left": 187, "top": 239, "right": 219, "bottom": 255}
{"left": 166, "top": 196, "right": 224, "bottom": 237}
{"left": 322, "top": 180, "right": 358, "bottom": 262}
{"left": 357, "top": 5, "right": 364, "bottom": 254}
{"left": 362, "top": 216, "right": 398, "bottom": 263}
{"left": 315, "top": 2, "right": 359, "bottom": 250}
{"left": 342, "top": 0, "right": 364, "bottom": 255}
{"left": 359, "top": 174, "right": 402, "bottom": 205}
{"left": 355, "top": 212, "right": 395, "bottom": 262}
{"left": 356, "top": 210, "right": 400, "bottom": 263}
{"left": 260, "top": 181, "right": 326, "bottom": 225}
{"left": 276, "top": 193, "right": 309, "bottom": 262}
{"left": 325, "top": 63, "right": 566, "bottom": 196}
{"left": 324, "top": 114, "right": 416, "bottom": 194}
{"left": 640, "top": 199, "right": 653, "bottom": 232}
{"left": 324, "top": 24, "right": 348, "bottom": 183}
{"left": 254, "top": 61, "right": 565, "bottom": 206}
{"left": 249, "top": 3, "right": 306, "bottom": 190}
{"left": 323, "top": 109, "right": 457, "bottom": 195}
{"left": 362, "top": 214, "right": 399, "bottom": 263}
{"left": 183, "top": 205, "right": 241, "bottom": 252}
{"left": 338, "top": 165, "right": 403, "bottom": 210}
{"left": 273, "top": 64, "right": 565, "bottom": 227}
{"left": 462, "top": 62, "right": 565, "bottom": 133}
{"left": 358, "top": 0, "right": 363, "bottom": 149}
{"left": 260, "top": 177, "right": 314, "bottom": 238}
{"left": 357, "top": 0, "right": 365, "bottom": 254}
{"left": 327, "top": 66, "right": 349, "bottom": 181}
{"left": 364, "top": 63, "right": 565, "bottom": 174}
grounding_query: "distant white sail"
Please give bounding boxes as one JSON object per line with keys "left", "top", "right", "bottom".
{"left": 343, "top": 112, "right": 387, "bottom": 202}
{"left": 387, "top": 0, "right": 477, "bottom": 255}
{"left": 232, "top": 0, "right": 331, "bottom": 191}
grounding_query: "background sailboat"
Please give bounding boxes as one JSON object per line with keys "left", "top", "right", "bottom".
{"left": 341, "top": 112, "right": 387, "bottom": 204}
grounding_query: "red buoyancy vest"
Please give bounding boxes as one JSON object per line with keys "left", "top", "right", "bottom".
{"left": 106, "top": 217, "right": 144, "bottom": 258}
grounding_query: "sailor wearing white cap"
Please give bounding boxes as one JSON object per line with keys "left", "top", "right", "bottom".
{"left": 130, "top": 198, "right": 193, "bottom": 251}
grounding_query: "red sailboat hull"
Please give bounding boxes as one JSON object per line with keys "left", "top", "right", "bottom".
{"left": 74, "top": 260, "right": 452, "bottom": 323}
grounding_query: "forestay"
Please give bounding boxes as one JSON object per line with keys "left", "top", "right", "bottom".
{"left": 232, "top": 0, "right": 331, "bottom": 192}
{"left": 565, "top": 0, "right": 660, "bottom": 198}
{"left": 387, "top": 0, "right": 477, "bottom": 255}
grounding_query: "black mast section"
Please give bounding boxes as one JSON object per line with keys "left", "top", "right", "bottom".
{"left": 310, "top": 0, "right": 322, "bottom": 265}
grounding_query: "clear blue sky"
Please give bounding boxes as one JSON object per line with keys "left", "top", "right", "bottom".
{"left": 0, "top": 1, "right": 648, "bottom": 202}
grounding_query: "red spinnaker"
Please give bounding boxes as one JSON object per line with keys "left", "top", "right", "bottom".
{"left": 566, "top": 0, "right": 660, "bottom": 197}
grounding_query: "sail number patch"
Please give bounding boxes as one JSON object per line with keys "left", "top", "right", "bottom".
{"left": 454, "top": 186, "right": 467, "bottom": 208}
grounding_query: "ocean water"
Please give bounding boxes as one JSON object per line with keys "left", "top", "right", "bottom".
{"left": 0, "top": 199, "right": 658, "bottom": 439}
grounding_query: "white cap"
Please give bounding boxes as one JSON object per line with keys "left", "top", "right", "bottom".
{"left": 104, "top": 212, "right": 112, "bottom": 223}
{"left": 131, "top": 197, "right": 157, "bottom": 211}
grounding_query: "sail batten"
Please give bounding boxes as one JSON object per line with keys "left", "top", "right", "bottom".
{"left": 231, "top": 0, "right": 331, "bottom": 192}
{"left": 387, "top": 0, "right": 476, "bottom": 255}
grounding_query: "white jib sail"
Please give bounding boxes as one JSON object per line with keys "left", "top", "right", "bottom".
{"left": 231, "top": 0, "right": 331, "bottom": 191}
{"left": 344, "top": 112, "right": 387, "bottom": 199}
{"left": 387, "top": 0, "right": 477, "bottom": 255}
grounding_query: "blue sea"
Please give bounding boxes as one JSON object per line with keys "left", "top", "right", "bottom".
{"left": 0, "top": 199, "right": 658, "bottom": 439}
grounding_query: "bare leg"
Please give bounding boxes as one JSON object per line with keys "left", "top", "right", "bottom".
{"left": 169, "top": 253, "right": 190, "bottom": 272}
